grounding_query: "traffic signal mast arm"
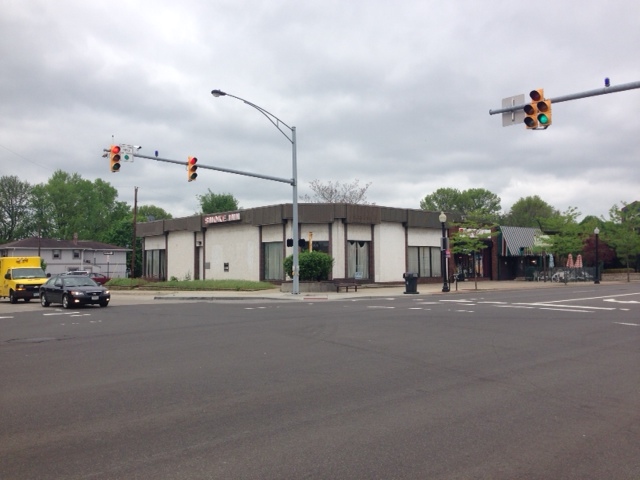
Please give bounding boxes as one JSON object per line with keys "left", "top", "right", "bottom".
{"left": 132, "top": 153, "right": 295, "bottom": 186}
{"left": 489, "top": 79, "right": 640, "bottom": 116}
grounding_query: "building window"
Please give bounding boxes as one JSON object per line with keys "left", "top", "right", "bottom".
{"left": 52, "top": 249, "right": 61, "bottom": 259}
{"left": 407, "top": 246, "right": 441, "bottom": 278}
{"left": 263, "top": 242, "right": 284, "bottom": 281}
{"left": 347, "top": 241, "right": 369, "bottom": 279}
{"left": 73, "top": 249, "right": 80, "bottom": 259}
{"left": 145, "top": 249, "right": 166, "bottom": 280}
{"left": 309, "top": 240, "right": 329, "bottom": 254}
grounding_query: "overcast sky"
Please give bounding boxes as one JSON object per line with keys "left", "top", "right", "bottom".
{"left": 1, "top": 0, "right": 639, "bottom": 221}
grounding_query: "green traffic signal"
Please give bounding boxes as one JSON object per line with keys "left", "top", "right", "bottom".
{"left": 538, "top": 113, "right": 549, "bottom": 125}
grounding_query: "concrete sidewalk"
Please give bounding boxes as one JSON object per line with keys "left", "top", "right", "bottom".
{"left": 114, "top": 278, "right": 588, "bottom": 302}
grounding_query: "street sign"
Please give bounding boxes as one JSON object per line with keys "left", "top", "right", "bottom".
{"left": 120, "top": 144, "right": 135, "bottom": 162}
{"left": 501, "top": 94, "right": 525, "bottom": 126}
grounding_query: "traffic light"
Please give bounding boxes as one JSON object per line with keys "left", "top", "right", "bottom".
{"left": 109, "top": 145, "right": 121, "bottom": 172}
{"left": 523, "top": 89, "right": 552, "bottom": 129}
{"left": 537, "top": 98, "right": 552, "bottom": 127}
{"left": 187, "top": 156, "right": 198, "bottom": 182}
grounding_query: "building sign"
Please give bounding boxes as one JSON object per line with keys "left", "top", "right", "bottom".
{"left": 203, "top": 212, "right": 241, "bottom": 225}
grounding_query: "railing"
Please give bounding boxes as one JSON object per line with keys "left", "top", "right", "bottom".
{"left": 527, "top": 267, "right": 597, "bottom": 283}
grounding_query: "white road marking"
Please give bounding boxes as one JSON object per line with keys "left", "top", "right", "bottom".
{"left": 539, "top": 307, "right": 594, "bottom": 313}
{"left": 614, "top": 322, "right": 639, "bottom": 326}
{"left": 604, "top": 299, "right": 640, "bottom": 304}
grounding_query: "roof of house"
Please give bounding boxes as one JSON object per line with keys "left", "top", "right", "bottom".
{"left": 0, "top": 237, "right": 130, "bottom": 252}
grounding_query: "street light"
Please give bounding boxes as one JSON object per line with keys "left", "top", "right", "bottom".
{"left": 439, "top": 212, "right": 450, "bottom": 293}
{"left": 594, "top": 227, "right": 600, "bottom": 284}
{"left": 211, "top": 89, "right": 300, "bottom": 294}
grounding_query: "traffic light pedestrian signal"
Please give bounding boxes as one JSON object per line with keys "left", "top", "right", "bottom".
{"left": 109, "top": 145, "right": 121, "bottom": 172}
{"left": 187, "top": 156, "right": 198, "bottom": 182}
{"left": 524, "top": 89, "right": 552, "bottom": 129}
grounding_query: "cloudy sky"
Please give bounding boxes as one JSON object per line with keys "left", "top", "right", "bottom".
{"left": 1, "top": 0, "right": 639, "bottom": 221}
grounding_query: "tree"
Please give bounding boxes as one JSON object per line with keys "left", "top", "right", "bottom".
{"left": 605, "top": 203, "right": 640, "bottom": 280}
{"left": 0, "top": 176, "right": 32, "bottom": 243}
{"left": 450, "top": 221, "right": 496, "bottom": 290}
{"left": 198, "top": 190, "right": 239, "bottom": 213}
{"left": 502, "top": 195, "right": 558, "bottom": 227}
{"left": 419, "top": 187, "right": 501, "bottom": 222}
{"left": 540, "top": 206, "right": 584, "bottom": 260}
{"left": 301, "top": 179, "right": 373, "bottom": 204}
{"left": 137, "top": 205, "right": 173, "bottom": 222}
{"left": 34, "top": 170, "right": 129, "bottom": 241}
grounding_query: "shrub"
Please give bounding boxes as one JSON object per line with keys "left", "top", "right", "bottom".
{"left": 284, "top": 251, "right": 334, "bottom": 281}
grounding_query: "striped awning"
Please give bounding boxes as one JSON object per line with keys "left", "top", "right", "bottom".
{"left": 500, "top": 226, "right": 545, "bottom": 256}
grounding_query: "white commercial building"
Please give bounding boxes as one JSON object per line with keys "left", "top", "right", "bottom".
{"left": 136, "top": 203, "right": 456, "bottom": 286}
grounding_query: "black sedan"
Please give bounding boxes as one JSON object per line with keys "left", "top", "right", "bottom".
{"left": 39, "top": 275, "right": 110, "bottom": 308}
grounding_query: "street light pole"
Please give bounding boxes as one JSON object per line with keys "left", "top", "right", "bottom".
{"left": 439, "top": 212, "right": 450, "bottom": 293}
{"left": 211, "top": 89, "right": 300, "bottom": 294}
{"left": 594, "top": 227, "right": 600, "bottom": 284}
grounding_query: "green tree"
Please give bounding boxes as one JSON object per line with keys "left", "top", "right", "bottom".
{"left": 419, "top": 187, "right": 501, "bottom": 222}
{"left": 35, "top": 170, "right": 129, "bottom": 241}
{"left": 503, "top": 195, "right": 558, "bottom": 227}
{"left": 0, "top": 176, "right": 32, "bottom": 242}
{"left": 605, "top": 203, "right": 640, "bottom": 280}
{"left": 450, "top": 221, "right": 496, "bottom": 290}
{"left": 540, "top": 206, "right": 585, "bottom": 261}
{"left": 198, "top": 189, "right": 239, "bottom": 213}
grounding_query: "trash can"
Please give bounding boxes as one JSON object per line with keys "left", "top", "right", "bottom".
{"left": 403, "top": 272, "right": 419, "bottom": 294}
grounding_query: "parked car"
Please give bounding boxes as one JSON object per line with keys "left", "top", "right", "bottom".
{"left": 40, "top": 275, "right": 110, "bottom": 308}
{"left": 61, "top": 271, "right": 111, "bottom": 285}
{"left": 89, "top": 272, "right": 111, "bottom": 285}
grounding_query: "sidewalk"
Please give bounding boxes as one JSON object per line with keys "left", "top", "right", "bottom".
{"left": 114, "top": 279, "right": 582, "bottom": 302}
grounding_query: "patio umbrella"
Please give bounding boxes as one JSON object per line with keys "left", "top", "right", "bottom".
{"left": 566, "top": 253, "right": 574, "bottom": 268}
{"left": 575, "top": 254, "right": 583, "bottom": 269}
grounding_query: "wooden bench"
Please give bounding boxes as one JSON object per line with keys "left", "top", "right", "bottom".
{"left": 336, "top": 283, "right": 358, "bottom": 292}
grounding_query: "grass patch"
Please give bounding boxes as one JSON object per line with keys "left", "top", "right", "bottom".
{"left": 108, "top": 278, "right": 278, "bottom": 291}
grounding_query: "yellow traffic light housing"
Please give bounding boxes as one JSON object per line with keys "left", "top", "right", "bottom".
{"left": 537, "top": 98, "right": 552, "bottom": 127}
{"left": 109, "top": 145, "right": 121, "bottom": 172}
{"left": 524, "top": 89, "right": 552, "bottom": 129}
{"left": 524, "top": 89, "right": 543, "bottom": 129}
{"left": 187, "top": 156, "right": 198, "bottom": 181}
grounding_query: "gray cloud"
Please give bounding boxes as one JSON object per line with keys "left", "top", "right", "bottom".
{"left": 1, "top": 0, "right": 638, "bottom": 220}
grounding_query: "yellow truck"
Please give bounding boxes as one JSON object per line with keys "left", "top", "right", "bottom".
{"left": 0, "top": 257, "right": 48, "bottom": 304}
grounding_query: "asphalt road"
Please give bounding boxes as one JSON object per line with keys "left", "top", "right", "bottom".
{"left": 1, "top": 284, "right": 639, "bottom": 479}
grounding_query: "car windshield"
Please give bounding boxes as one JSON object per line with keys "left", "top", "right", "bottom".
{"left": 12, "top": 268, "right": 47, "bottom": 279}
{"left": 63, "top": 277, "right": 99, "bottom": 287}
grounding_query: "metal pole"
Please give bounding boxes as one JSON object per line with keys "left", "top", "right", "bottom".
{"left": 594, "top": 229, "right": 600, "bottom": 284}
{"left": 210, "top": 89, "right": 300, "bottom": 294}
{"left": 441, "top": 217, "right": 450, "bottom": 293}
{"left": 291, "top": 126, "right": 299, "bottom": 295}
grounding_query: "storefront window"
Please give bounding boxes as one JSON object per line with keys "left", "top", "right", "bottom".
{"left": 263, "top": 242, "right": 284, "bottom": 280}
{"left": 347, "top": 241, "right": 369, "bottom": 279}
{"left": 408, "top": 246, "right": 441, "bottom": 277}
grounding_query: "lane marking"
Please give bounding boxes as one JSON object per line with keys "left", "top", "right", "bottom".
{"left": 614, "top": 322, "right": 639, "bottom": 326}
{"left": 539, "top": 307, "right": 594, "bottom": 313}
{"left": 514, "top": 303, "right": 616, "bottom": 311}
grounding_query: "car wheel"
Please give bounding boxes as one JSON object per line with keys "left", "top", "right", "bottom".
{"left": 9, "top": 290, "right": 17, "bottom": 304}
{"left": 41, "top": 294, "right": 50, "bottom": 307}
{"left": 62, "top": 294, "right": 71, "bottom": 309}
{"left": 99, "top": 300, "right": 109, "bottom": 308}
